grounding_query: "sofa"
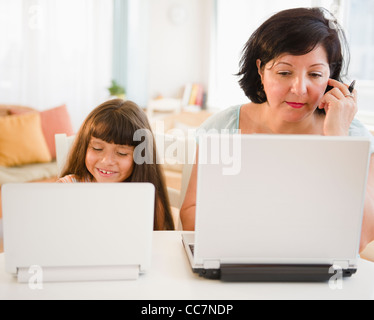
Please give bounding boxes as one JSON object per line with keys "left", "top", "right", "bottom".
{"left": 0, "top": 103, "right": 74, "bottom": 222}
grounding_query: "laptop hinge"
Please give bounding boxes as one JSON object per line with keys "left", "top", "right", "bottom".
{"left": 17, "top": 265, "right": 140, "bottom": 283}
{"left": 332, "top": 261, "right": 350, "bottom": 270}
{"left": 219, "top": 263, "right": 358, "bottom": 282}
{"left": 204, "top": 260, "right": 220, "bottom": 269}
{"left": 220, "top": 264, "right": 333, "bottom": 282}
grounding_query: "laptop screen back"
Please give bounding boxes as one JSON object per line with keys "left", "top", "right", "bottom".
{"left": 2, "top": 183, "right": 155, "bottom": 274}
{"left": 194, "top": 135, "right": 371, "bottom": 267}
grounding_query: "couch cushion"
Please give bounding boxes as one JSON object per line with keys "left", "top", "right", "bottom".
{"left": 0, "top": 113, "right": 52, "bottom": 167}
{"left": 9, "top": 104, "right": 74, "bottom": 159}
{"left": 0, "top": 161, "right": 58, "bottom": 186}
{"left": 40, "top": 105, "right": 74, "bottom": 159}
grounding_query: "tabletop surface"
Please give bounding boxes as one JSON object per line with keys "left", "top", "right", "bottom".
{"left": 0, "top": 231, "right": 373, "bottom": 300}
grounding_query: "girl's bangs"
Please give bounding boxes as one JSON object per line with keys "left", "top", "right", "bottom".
{"left": 91, "top": 116, "right": 138, "bottom": 147}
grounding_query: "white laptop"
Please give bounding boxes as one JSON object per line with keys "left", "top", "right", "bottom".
{"left": 183, "top": 134, "right": 371, "bottom": 282}
{"left": 2, "top": 183, "right": 155, "bottom": 283}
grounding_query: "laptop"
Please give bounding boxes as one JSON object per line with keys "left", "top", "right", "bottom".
{"left": 183, "top": 134, "right": 371, "bottom": 282}
{"left": 2, "top": 183, "right": 155, "bottom": 283}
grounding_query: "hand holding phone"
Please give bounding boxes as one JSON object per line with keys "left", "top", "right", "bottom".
{"left": 318, "top": 79, "right": 358, "bottom": 136}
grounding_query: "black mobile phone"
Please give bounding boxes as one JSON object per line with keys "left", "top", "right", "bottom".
{"left": 317, "top": 85, "right": 332, "bottom": 114}
{"left": 325, "top": 80, "right": 356, "bottom": 94}
{"left": 325, "top": 85, "right": 333, "bottom": 94}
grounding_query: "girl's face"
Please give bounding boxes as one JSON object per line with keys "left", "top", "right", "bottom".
{"left": 258, "top": 45, "right": 330, "bottom": 122}
{"left": 85, "top": 137, "right": 135, "bottom": 183}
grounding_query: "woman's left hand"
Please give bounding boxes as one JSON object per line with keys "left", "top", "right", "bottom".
{"left": 318, "top": 78, "right": 358, "bottom": 136}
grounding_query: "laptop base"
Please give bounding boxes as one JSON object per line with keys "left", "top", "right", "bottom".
{"left": 194, "top": 264, "right": 357, "bottom": 282}
{"left": 182, "top": 234, "right": 358, "bottom": 283}
{"left": 17, "top": 265, "right": 140, "bottom": 283}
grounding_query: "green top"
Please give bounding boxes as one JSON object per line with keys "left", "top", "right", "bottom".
{"left": 198, "top": 105, "right": 374, "bottom": 154}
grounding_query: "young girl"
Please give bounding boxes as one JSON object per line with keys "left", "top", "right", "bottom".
{"left": 58, "top": 99, "right": 175, "bottom": 231}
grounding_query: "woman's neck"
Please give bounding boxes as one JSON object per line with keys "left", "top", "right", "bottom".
{"left": 241, "top": 102, "right": 324, "bottom": 135}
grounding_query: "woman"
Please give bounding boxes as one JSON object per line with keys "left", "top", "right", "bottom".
{"left": 180, "top": 7, "right": 374, "bottom": 252}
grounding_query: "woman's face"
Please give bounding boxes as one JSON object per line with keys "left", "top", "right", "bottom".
{"left": 257, "top": 45, "right": 330, "bottom": 122}
{"left": 85, "top": 137, "right": 135, "bottom": 182}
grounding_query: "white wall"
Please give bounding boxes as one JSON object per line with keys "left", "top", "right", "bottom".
{"left": 212, "top": 0, "right": 314, "bottom": 109}
{"left": 148, "top": 0, "right": 213, "bottom": 100}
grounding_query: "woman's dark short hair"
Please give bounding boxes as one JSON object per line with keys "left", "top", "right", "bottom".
{"left": 237, "top": 7, "right": 350, "bottom": 107}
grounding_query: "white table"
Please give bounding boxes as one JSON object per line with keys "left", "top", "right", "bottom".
{"left": 0, "top": 231, "right": 373, "bottom": 300}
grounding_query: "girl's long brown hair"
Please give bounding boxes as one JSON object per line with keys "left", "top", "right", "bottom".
{"left": 61, "top": 99, "right": 175, "bottom": 230}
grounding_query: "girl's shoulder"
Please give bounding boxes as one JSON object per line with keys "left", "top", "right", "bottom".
{"left": 57, "top": 174, "right": 87, "bottom": 183}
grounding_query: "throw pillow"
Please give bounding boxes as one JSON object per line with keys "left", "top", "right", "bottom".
{"left": 0, "top": 113, "right": 52, "bottom": 167}
{"left": 39, "top": 105, "right": 74, "bottom": 159}
{"left": 10, "top": 104, "right": 74, "bottom": 159}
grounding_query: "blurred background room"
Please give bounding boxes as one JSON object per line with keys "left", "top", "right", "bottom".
{"left": 1, "top": 0, "right": 373, "bottom": 130}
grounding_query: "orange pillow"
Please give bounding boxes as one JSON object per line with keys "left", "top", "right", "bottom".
{"left": 10, "top": 105, "right": 74, "bottom": 159}
{"left": 0, "top": 113, "right": 52, "bottom": 167}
